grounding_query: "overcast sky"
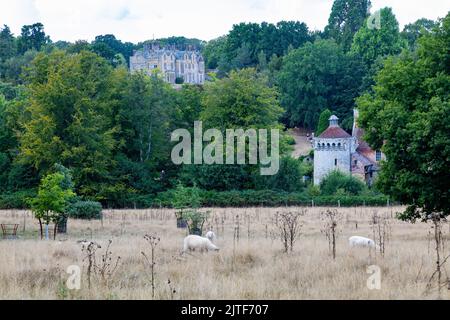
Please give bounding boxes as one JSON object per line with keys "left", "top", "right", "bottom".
{"left": 0, "top": 0, "right": 448, "bottom": 43}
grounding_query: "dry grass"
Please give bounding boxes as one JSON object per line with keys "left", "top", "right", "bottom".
{"left": 0, "top": 206, "right": 449, "bottom": 300}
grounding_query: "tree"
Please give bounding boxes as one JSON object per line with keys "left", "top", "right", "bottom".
{"left": 29, "top": 172, "right": 75, "bottom": 239}
{"left": 17, "top": 23, "right": 50, "bottom": 54}
{"left": 201, "top": 68, "right": 282, "bottom": 130}
{"left": 113, "top": 70, "right": 178, "bottom": 197}
{"left": 351, "top": 7, "right": 406, "bottom": 67}
{"left": 211, "top": 21, "right": 310, "bottom": 74}
{"left": 0, "top": 94, "right": 12, "bottom": 190}
{"left": 316, "top": 109, "right": 332, "bottom": 136}
{"left": 180, "top": 68, "right": 283, "bottom": 190}
{"left": 325, "top": 0, "right": 371, "bottom": 51}
{"left": 18, "top": 50, "right": 118, "bottom": 197}
{"left": 356, "top": 13, "right": 450, "bottom": 222}
{"left": 0, "top": 25, "right": 16, "bottom": 62}
{"left": 278, "top": 39, "right": 366, "bottom": 129}
{"left": 92, "top": 34, "right": 134, "bottom": 67}
{"left": 202, "top": 36, "right": 227, "bottom": 70}
{"left": 0, "top": 50, "right": 38, "bottom": 84}
{"left": 402, "top": 18, "right": 438, "bottom": 50}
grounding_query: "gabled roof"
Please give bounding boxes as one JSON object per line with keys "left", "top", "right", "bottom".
{"left": 318, "top": 126, "right": 351, "bottom": 139}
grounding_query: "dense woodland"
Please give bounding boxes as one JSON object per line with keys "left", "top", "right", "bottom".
{"left": 0, "top": 0, "right": 448, "bottom": 216}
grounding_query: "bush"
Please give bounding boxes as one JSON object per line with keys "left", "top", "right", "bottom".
{"left": 320, "top": 171, "right": 367, "bottom": 196}
{"left": 0, "top": 190, "right": 37, "bottom": 209}
{"left": 67, "top": 201, "right": 103, "bottom": 220}
{"left": 255, "top": 157, "right": 304, "bottom": 192}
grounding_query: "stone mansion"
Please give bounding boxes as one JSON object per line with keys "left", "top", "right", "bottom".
{"left": 129, "top": 44, "right": 205, "bottom": 85}
{"left": 313, "top": 110, "right": 385, "bottom": 186}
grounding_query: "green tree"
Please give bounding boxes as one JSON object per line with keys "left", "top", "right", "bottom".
{"left": 0, "top": 25, "right": 16, "bottom": 62}
{"left": 201, "top": 68, "right": 282, "bottom": 130}
{"left": 0, "top": 94, "right": 12, "bottom": 189}
{"left": 29, "top": 172, "right": 75, "bottom": 239}
{"left": 278, "top": 39, "right": 366, "bottom": 129}
{"left": 213, "top": 21, "right": 310, "bottom": 74}
{"left": 351, "top": 7, "right": 406, "bottom": 67}
{"left": 316, "top": 109, "right": 332, "bottom": 136}
{"left": 203, "top": 36, "right": 228, "bottom": 70}
{"left": 19, "top": 50, "right": 118, "bottom": 197}
{"left": 402, "top": 18, "right": 438, "bottom": 50}
{"left": 17, "top": 23, "right": 50, "bottom": 54}
{"left": 325, "top": 0, "right": 371, "bottom": 51}
{"left": 356, "top": 13, "right": 450, "bottom": 221}
{"left": 112, "top": 70, "right": 178, "bottom": 197}
{"left": 0, "top": 50, "right": 38, "bottom": 84}
{"left": 181, "top": 68, "right": 283, "bottom": 190}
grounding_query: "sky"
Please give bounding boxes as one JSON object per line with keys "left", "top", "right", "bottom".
{"left": 0, "top": 0, "right": 448, "bottom": 43}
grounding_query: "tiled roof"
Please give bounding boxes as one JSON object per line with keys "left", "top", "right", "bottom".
{"left": 318, "top": 126, "right": 351, "bottom": 139}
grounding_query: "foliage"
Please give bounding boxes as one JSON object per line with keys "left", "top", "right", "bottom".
{"left": 357, "top": 13, "right": 450, "bottom": 222}
{"left": 278, "top": 39, "right": 366, "bottom": 129}
{"left": 320, "top": 170, "right": 367, "bottom": 196}
{"left": 402, "top": 18, "right": 438, "bottom": 50}
{"left": 206, "top": 21, "right": 311, "bottom": 74}
{"left": 351, "top": 7, "right": 406, "bottom": 67}
{"left": 18, "top": 50, "right": 118, "bottom": 197}
{"left": 324, "top": 0, "right": 371, "bottom": 51}
{"left": 17, "top": 23, "right": 51, "bottom": 54}
{"left": 183, "top": 209, "right": 209, "bottom": 235}
{"left": 0, "top": 25, "right": 16, "bottom": 62}
{"left": 0, "top": 190, "right": 36, "bottom": 209}
{"left": 316, "top": 109, "right": 332, "bottom": 136}
{"left": 171, "top": 182, "right": 201, "bottom": 210}
{"left": 155, "top": 188, "right": 389, "bottom": 208}
{"left": 201, "top": 68, "right": 282, "bottom": 129}
{"left": 66, "top": 200, "right": 103, "bottom": 220}
{"left": 29, "top": 172, "right": 75, "bottom": 227}
{"left": 255, "top": 157, "right": 304, "bottom": 192}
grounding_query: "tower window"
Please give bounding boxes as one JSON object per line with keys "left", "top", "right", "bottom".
{"left": 376, "top": 150, "right": 382, "bottom": 161}
{"left": 335, "top": 159, "right": 338, "bottom": 166}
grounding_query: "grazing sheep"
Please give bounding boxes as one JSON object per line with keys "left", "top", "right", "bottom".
{"left": 183, "top": 235, "right": 219, "bottom": 253}
{"left": 205, "top": 231, "right": 217, "bottom": 243}
{"left": 348, "top": 236, "right": 376, "bottom": 248}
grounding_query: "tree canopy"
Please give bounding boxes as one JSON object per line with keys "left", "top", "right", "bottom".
{"left": 351, "top": 7, "right": 406, "bottom": 67}
{"left": 357, "top": 13, "right": 450, "bottom": 221}
{"left": 277, "top": 39, "right": 366, "bottom": 129}
{"left": 325, "top": 0, "right": 371, "bottom": 51}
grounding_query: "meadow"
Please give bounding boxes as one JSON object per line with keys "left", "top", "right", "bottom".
{"left": 0, "top": 206, "right": 448, "bottom": 300}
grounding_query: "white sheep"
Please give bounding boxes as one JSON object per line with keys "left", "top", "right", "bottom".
{"left": 205, "top": 231, "right": 217, "bottom": 243}
{"left": 183, "top": 235, "right": 219, "bottom": 253}
{"left": 348, "top": 236, "right": 376, "bottom": 248}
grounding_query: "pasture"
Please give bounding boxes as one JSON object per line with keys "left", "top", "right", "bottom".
{"left": 0, "top": 206, "right": 448, "bottom": 300}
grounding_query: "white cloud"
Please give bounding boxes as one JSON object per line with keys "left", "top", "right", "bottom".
{"left": 0, "top": 0, "right": 448, "bottom": 42}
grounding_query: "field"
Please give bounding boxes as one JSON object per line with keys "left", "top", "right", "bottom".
{"left": 0, "top": 206, "right": 449, "bottom": 300}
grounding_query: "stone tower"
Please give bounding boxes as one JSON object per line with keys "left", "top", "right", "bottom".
{"left": 313, "top": 115, "right": 357, "bottom": 185}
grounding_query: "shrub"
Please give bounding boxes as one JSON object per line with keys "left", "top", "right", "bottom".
{"left": 320, "top": 170, "right": 367, "bottom": 196}
{"left": 0, "top": 189, "right": 36, "bottom": 209}
{"left": 67, "top": 201, "right": 103, "bottom": 220}
{"left": 255, "top": 157, "right": 304, "bottom": 192}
